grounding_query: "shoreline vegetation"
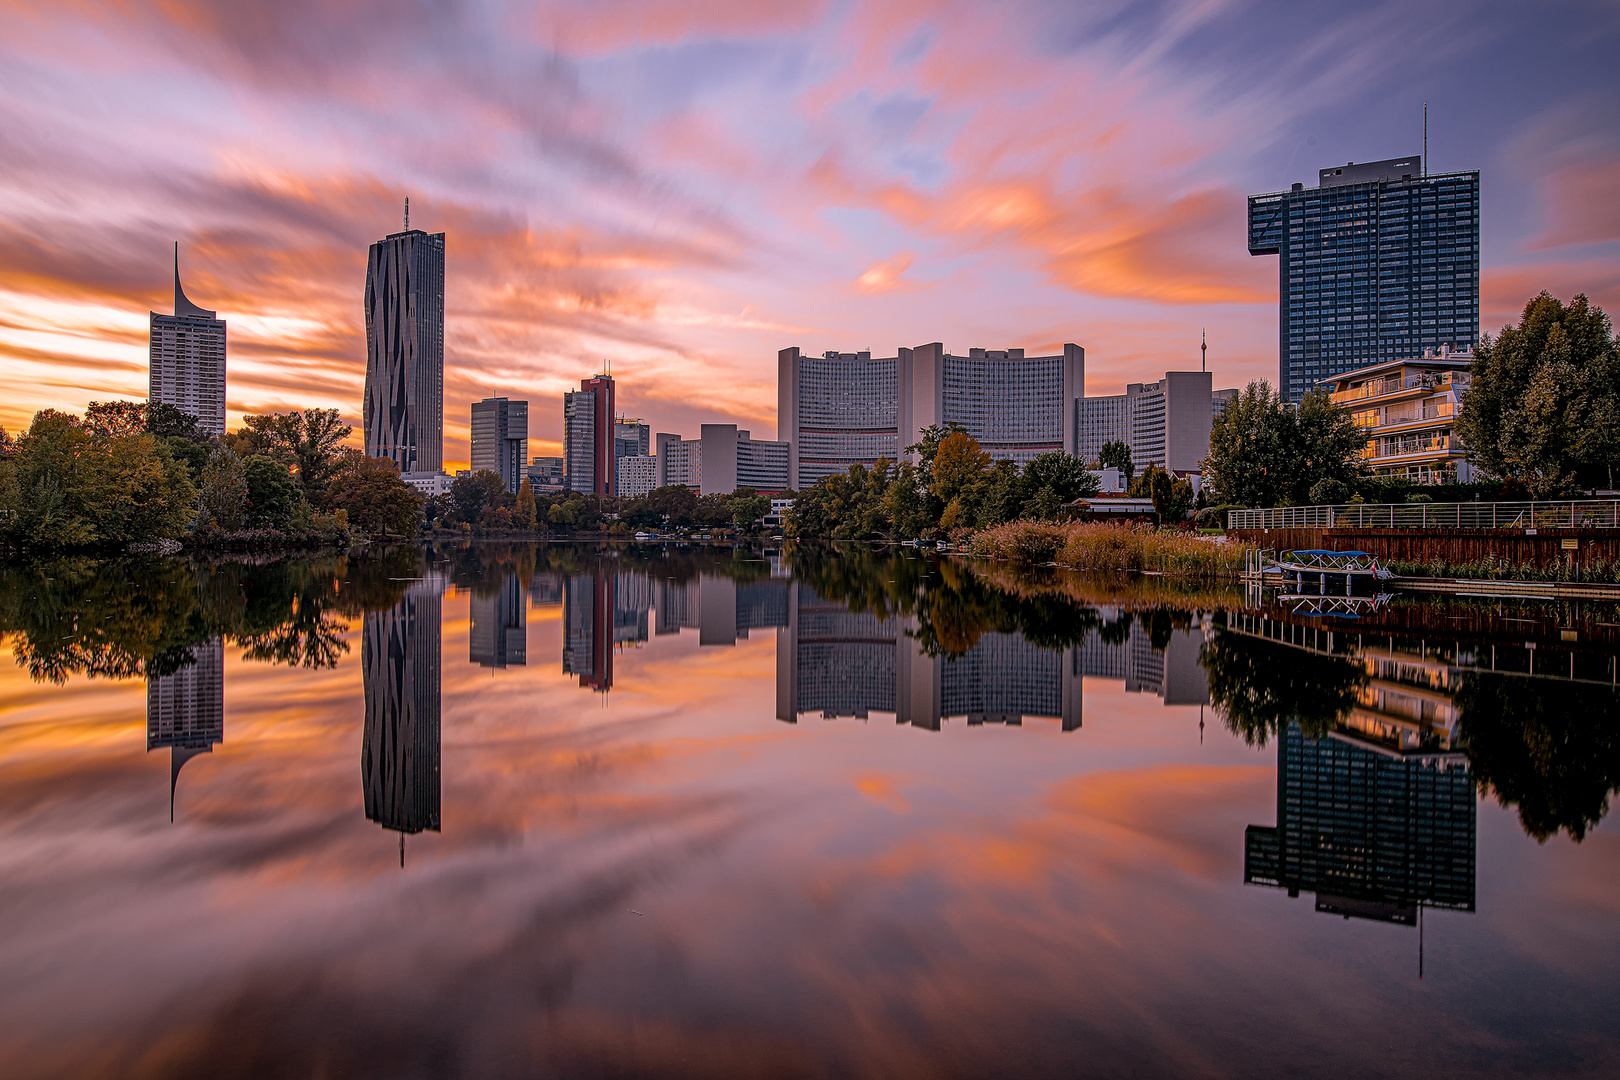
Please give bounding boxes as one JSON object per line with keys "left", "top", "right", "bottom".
{"left": 964, "top": 519, "right": 1250, "bottom": 578}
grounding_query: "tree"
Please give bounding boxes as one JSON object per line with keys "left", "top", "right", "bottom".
{"left": 516, "top": 478, "right": 537, "bottom": 529}
{"left": 1098, "top": 439, "right": 1134, "bottom": 487}
{"left": 84, "top": 400, "right": 148, "bottom": 438}
{"left": 196, "top": 447, "right": 248, "bottom": 530}
{"left": 932, "top": 432, "right": 991, "bottom": 509}
{"left": 326, "top": 457, "right": 422, "bottom": 538}
{"left": 1203, "top": 382, "right": 1365, "bottom": 507}
{"left": 450, "top": 470, "right": 509, "bottom": 524}
{"left": 1019, "top": 451, "right": 1100, "bottom": 518}
{"left": 148, "top": 403, "right": 210, "bottom": 442}
{"left": 728, "top": 491, "right": 771, "bottom": 530}
{"left": 243, "top": 455, "right": 305, "bottom": 529}
{"left": 1458, "top": 293, "right": 1620, "bottom": 494}
{"left": 232, "top": 409, "right": 354, "bottom": 507}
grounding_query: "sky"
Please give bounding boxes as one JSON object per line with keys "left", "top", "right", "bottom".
{"left": 1, "top": 0, "right": 1617, "bottom": 469}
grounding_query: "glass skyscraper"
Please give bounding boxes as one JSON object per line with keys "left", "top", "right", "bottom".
{"left": 364, "top": 226, "right": 445, "bottom": 473}
{"left": 1248, "top": 155, "right": 1480, "bottom": 402}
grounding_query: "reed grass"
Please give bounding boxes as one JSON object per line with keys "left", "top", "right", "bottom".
{"left": 1389, "top": 556, "right": 1620, "bottom": 583}
{"left": 966, "top": 520, "right": 1251, "bottom": 578}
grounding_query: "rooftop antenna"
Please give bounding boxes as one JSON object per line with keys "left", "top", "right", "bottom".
{"left": 1201, "top": 328, "right": 1207, "bottom": 373}
{"left": 1423, "top": 104, "right": 1428, "bottom": 177}
{"left": 404, "top": 196, "right": 410, "bottom": 231}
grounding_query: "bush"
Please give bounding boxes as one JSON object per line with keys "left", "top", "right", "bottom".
{"left": 1195, "top": 504, "right": 1244, "bottom": 528}
{"left": 966, "top": 520, "right": 1250, "bottom": 577}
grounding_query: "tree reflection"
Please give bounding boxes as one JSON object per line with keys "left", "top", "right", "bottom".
{"left": 0, "top": 548, "right": 424, "bottom": 683}
{"left": 1201, "top": 628, "right": 1364, "bottom": 747}
{"left": 1454, "top": 673, "right": 1620, "bottom": 842}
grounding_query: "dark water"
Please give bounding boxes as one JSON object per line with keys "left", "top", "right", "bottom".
{"left": 0, "top": 543, "right": 1616, "bottom": 1079}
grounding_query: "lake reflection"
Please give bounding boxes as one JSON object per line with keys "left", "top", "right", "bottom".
{"left": 0, "top": 544, "right": 1616, "bottom": 1078}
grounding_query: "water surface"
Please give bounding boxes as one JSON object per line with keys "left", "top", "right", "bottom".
{"left": 0, "top": 544, "right": 1616, "bottom": 1078}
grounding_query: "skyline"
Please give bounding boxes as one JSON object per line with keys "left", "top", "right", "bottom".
{"left": 2, "top": 2, "right": 1617, "bottom": 471}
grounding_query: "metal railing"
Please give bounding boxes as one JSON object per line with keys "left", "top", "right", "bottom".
{"left": 1229, "top": 500, "right": 1620, "bottom": 531}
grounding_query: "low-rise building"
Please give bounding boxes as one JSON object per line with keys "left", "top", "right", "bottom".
{"left": 655, "top": 426, "right": 790, "bottom": 495}
{"left": 401, "top": 471, "right": 454, "bottom": 498}
{"left": 525, "top": 456, "right": 565, "bottom": 494}
{"left": 1322, "top": 348, "right": 1475, "bottom": 484}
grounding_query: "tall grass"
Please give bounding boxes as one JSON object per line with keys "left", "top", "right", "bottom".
{"left": 966, "top": 520, "right": 1250, "bottom": 578}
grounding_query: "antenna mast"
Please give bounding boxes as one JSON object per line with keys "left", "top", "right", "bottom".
{"left": 404, "top": 197, "right": 410, "bottom": 231}
{"left": 1201, "top": 328, "right": 1207, "bottom": 372}
{"left": 1423, "top": 104, "right": 1428, "bottom": 176}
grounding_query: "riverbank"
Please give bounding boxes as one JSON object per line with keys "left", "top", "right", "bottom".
{"left": 965, "top": 520, "right": 1249, "bottom": 578}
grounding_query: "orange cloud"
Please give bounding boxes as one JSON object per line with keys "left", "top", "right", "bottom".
{"left": 855, "top": 253, "right": 916, "bottom": 294}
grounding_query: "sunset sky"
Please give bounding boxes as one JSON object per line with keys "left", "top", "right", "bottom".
{"left": 2, "top": 0, "right": 1617, "bottom": 469}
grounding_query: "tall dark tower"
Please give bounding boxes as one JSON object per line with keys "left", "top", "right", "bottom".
{"left": 1248, "top": 156, "right": 1479, "bottom": 402}
{"left": 364, "top": 208, "right": 445, "bottom": 473}
{"left": 362, "top": 581, "right": 442, "bottom": 841}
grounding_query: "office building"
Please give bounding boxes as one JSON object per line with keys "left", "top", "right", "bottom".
{"left": 1323, "top": 348, "right": 1476, "bottom": 484}
{"left": 470, "top": 397, "right": 528, "bottom": 494}
{"left": 149, "top": 244, "right": 227, "bottom": 437}
{"left": 1212, "top": 387, "right": 1239, "bottom": 421}
{"left": 563, "top": 374, "right": 615, "bottom": 495}
{"left": 361, "top": 579, "right": 442, "bottom": 838}
{"left": 615, "top": 418, "right": 650, "bottom": 460}
{"left": 1078, "top": 371, "right": 1214, "bottom": 474}
{"left": 618, "top": 454, "right": 657, "bottom": 497}
{"left": 526, "top": 456, "right": 565, "bottom": 493}
{"left": 778, "top": 343, "right": 1085, "bottom": 488}
{"left": 657, "top": 432, "right": 701, "bottom": 490}
{"left": 146, "top": 635, "right": 225, "bottom": 819}
{"left": 364, "top": 223, "right": 445, "bottom": 473}
{"left": 1248, "top": 155, "right": 1480, "bottom": 402}
{"left": 652, "top": 426, "right": 789, "bottom": 495}
{"left": 469, "top": 572, "right": 526, "bottom": 668}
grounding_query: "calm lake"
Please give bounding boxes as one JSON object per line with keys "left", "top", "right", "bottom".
{"left": 0, "top": 543, "right": 1616, "bottom": 1079}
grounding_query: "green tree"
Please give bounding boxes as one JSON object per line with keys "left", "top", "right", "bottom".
{"left": 1458, "top": 293, "right": 1620, "bottom": 494}
{"left": 1019, "top": 451, "right": 1100, "bottom": 518}
{"left": 326, "top": 456, "right": 422, "bottom": 538}
{"left": 232, "top": 409, "right": 355, "bottom": 508}
{"left": 516, "top": 478, "right": 538, "bottom": 529}
{"left": 1203, "top": 382, "right": 1365, "bottom": 507}
{"left": 84, "top": 400, "right": 148, "bottom": 438}
{"left": 243, "top": 455, "right": 305, "bottom": 529}
{"left": 450, "top": 470, "right": 509, "bottom": 524}
{"left": 727, "top": 490, "right": 771, "bottom": 531}
{"left": 196, "top": 447, "right": 248, "bottom": 530}
{"left": 1098, "top": 439, "right": 1134, "bottom": 488}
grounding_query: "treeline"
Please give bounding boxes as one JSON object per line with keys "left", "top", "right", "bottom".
{"left": 1204, "top": 291, "right": 1620, "bottom": 509}
{"left": 786, "top": 426, "right": 1102, "bottom": 540}
{"left": 425, "top": 472, "right": 774, "bottom": 534}
{"left": 0, "top": 403, "right": 423, "bottom": 554}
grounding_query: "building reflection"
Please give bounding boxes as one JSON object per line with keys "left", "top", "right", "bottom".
{"left": 469, "top": 572, "right": 526, "bottom": 669}
{"left": 1225, "top": 612, "right": 1477, "bottom": 923}
{"left": 146, "top": 636, "right": 225, "bottom": 820}
{"left": 362, "top": 578, "right": 442, "bottom": 847}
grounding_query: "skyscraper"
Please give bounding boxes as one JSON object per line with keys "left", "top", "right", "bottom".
{"left": 469, "top": 572, "right": 526, "bottom": 668}
{"left": 1248, "top": 155, "right": 1480, "bottom": 402}
{"left": 563, "top": 373, "right": 615, "bottom": 495}
{"left": 470, "top": 397, "right": 528, "bottom": 493}
{"left": 364, "top": 220, "right": 445, "bottom": 472}
{"left": 149, "top": 244, "right": 227, "bottom": 436}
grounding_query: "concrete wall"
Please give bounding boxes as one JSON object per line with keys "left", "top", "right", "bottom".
{"left": 699, "top": 424, "right": 739, "bottom": 496}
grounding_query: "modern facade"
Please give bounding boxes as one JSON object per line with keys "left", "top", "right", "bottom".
{"left": 146, "top": 635, "right": 225, "bottom": 819}
{"left": 1323, "top": 349, "right": 1475, "bottom": 484}
{"left": 656, "top": 432, "right": 702, "bottom": 490}
{"left": 563, "top": 374, "right": 616, "bottom": 495}
{"left": 651, "top": 426, "right": 789, "bottom": 495}
{"left": 778, "top": 343, "right": 1085, "bottom": 488}
{"left": 470, "top": 397, "right": 528, "bottom": 494}
{"left": 1212, "top": 387, "right": 1239, "bottom": 421}
{"left": 364, "top": 226, "right": 445, "bottom": 472}
{"left": 361, "top": 578, "right": 442, "bottom": 838}
{"left": 526, "top": 456, "right": 565, "bottom": 493}
{"left": 617, "top": 454, "right": 657, "bottom": 497}
{"left": 615, "top": 418, "right": 650, "bottom": 460}
{"left": 149, "top": 244, "right": 227, "bottom": 437}
{"left": 1078, "top": 371, "right": 1214, "bottom": 474}
{"left": 1248, "top": 155, "right": 1480, "bottom": 402}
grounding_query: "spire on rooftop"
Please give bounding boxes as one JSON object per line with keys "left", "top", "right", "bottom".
{"left": 173, "top": 241, "right": 216, "bottom": 319}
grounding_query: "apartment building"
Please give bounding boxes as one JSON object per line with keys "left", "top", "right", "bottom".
{"left": 1322, "top": 348, "right": 1475, "bottom": 483}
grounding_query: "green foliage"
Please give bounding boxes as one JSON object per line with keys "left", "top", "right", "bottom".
{"left": 450, "top": 470, "right": 511, "bottom": 524}
{"left": 1194, "top": 504, "right": 1244, "bottom": 528}
{"left": 516, "top": 478, "right": 537, "bottom": 529}
{"left": 1098, "top": 439, "right": 1134, "bottom": 487}
{"left": 326, "top": 456, "right": 423, "bottom": 538}
{"left": 0, "top": 410, "right": 198, "bottom": 550}
{"left": 197, "top": 447, "right": 248, "bottom": 530}
{"left": 1019, "top": 451, "right": 1101, "bottom": 518}
{"left": 242, "top": 455, "right": 305, "bottom": 529}
{"left": 1201, "top": 629, "right": 1364, "bottom": 746}
{"left": 1456, "top": 292, "right": 1620, "bottom": 494}
{"left": 1204, "top": 381, "right": 1366, "bottom": 507}
{"left": 1129, "top": 464, "right": 1194, "bottom": 521}
{"left": 229, "top": 408, "right": 354, "bottom": 508}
